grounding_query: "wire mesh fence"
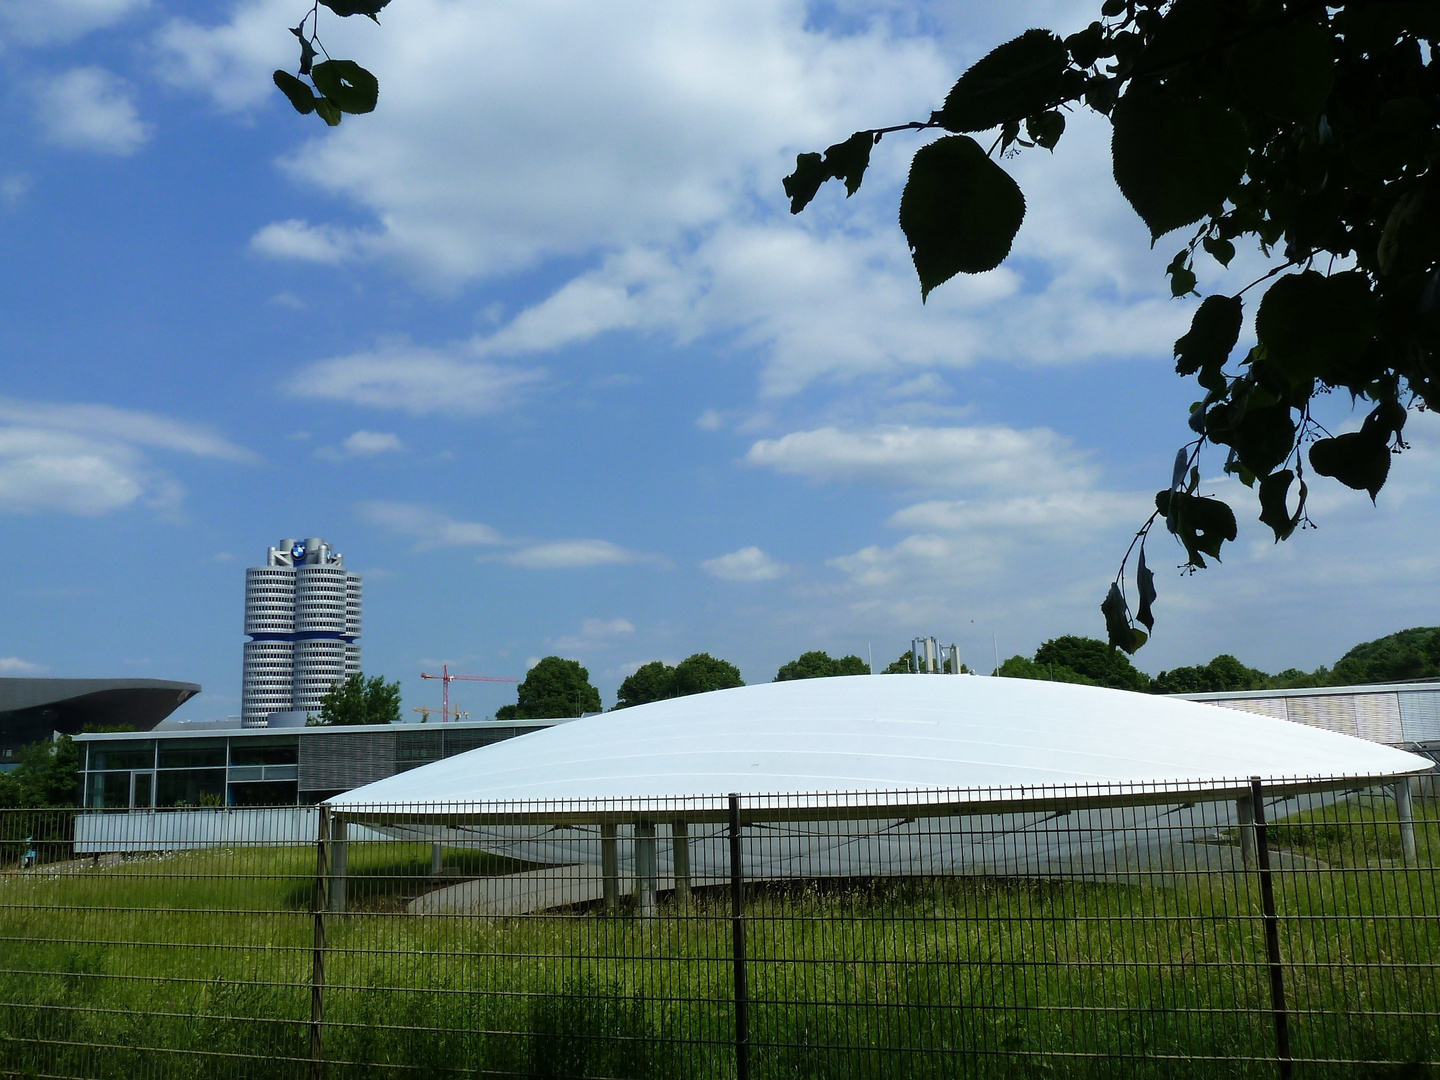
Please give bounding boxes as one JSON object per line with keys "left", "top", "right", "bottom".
{"left": 0, "top": 775, "right": 1436, "bottom": 1079}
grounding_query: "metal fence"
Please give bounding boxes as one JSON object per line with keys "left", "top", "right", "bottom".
{"left": 0, "top": 776, "right": 1436, "bottom": 1079}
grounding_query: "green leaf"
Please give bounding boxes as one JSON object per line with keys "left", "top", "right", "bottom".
{"left": 1228, "top": 16, "right": 1334, "bottom": 122}
{"left": 824, "top": 131, "right": 875, "bottom": 197}
{"left": 1065, "top": 23, "right": 1105, "bottom": 69}
{"left": 1024, "top": 110, "right": 1065, "bottom": 151}
{"left": 1253, "top": 270, "right": 1375, "bottom": 382}
{"left": 939, "top": 29, "right": 1070, "bottom": 133}
{"left": 319, "top": 0, "right": 391, "bottom": 19}
{"left": 1155, "top": 490, "right": 1238, "bottom": 567}
{"left": 289, "top": 25, "right": 317, "bottom": 76}
{"left": 273, "top": 70, "right": 317, "bottom": 116}
{"left": 1111, "top": 78, "right": 1248, "bottom": 240}
{"left": 1232, "top": 402, "right": 1297, "bottom": 477}
{"left": 314, "top": 97, "right": 343, "bottom": 127}
{"left": 1169, "top": 265, "right": 1197, "bottom": 297}
{"left": 1201, "top": 235, "right": 1235, "bottom": 267}
{"left": 1135, "top": 546, "right": 1157, "bottom": 633}
{"left": 899, "top": 135, "right": 1026, "bottom": 299}
{"left": 1174, "top": 294, "right": 1242, "bottom": 384}
{"left": 783, "top": 152, "right": 827, "bottom": 215}
{"left": 1308, "top": 432, "right": 1391, "bottom": 501}
{"left": 1257, "top": 468, "right": 1302, "bottom": 542}
{"left": 312, "top": 59, "right": 378, "bottom": 115}
{"left": 1102, "top": 582, "right": 1147, "bottom": 654}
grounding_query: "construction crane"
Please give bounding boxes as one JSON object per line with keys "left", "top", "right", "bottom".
{"left": 411, "top": 706, "right": 469, "bottom": 723}
{"left": 420, "top": 664, "right": 518, "bottom": 723}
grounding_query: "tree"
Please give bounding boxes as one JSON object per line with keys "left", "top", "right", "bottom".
{"left": 995, "top": 655, "right": 1099, "bottom": 685}
{"left": 774, "top": 650, "right": 870, "bottom": 681}
{"left": 672, "top": 653, "right": 745, "bottom": 696}
{"left": 881, "top": 650, "right": 915, "bottom": 674}
{"left": 614, "top": 660, "right": 677, "bottom": 709}
{"left": 1, "top": 737, "right": 82, "bottom": 808}
{"left": 1033, "top": 636, "right": 1153, "bottom": 692}
{"left": 787, "top": 3, "right": 1439, "bottom": 654}
{"left": 1330, "top": 626, "right": 1440, "bottom": 685}
{"left": 311, "top": 673, "right": 402, "bottom": 726}
{"left": 1152, "top": 654, "right": 1271, "bottom": 694}
{"left": 496, "top": 657, "right": 602, "bottom": 720}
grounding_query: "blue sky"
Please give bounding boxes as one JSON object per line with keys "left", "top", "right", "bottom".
{"left": 1, "top": 0, "right": 1436, "bottom": 722}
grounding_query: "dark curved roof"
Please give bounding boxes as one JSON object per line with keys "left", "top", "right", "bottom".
{"left": 0, "top": 678, "right": 201, "bottom": 753}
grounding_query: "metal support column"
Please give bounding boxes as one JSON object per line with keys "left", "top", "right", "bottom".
{"left": 329, "top": 814, "right": 348, "bottom": 915}
{"left": 672, "top": 820, "right": 691, "bottom": 905}
{"left": 1236, "top": 795, "right": 1256, "bottom": 867}
{"left": 430, "top": 843, "right": 444, "bottom": 876}
{"left": 1250, "top": 778, "right": 1292, "bottom": 1080}
{"left": 634, "top": 821, "right": 657, "bottom": 918}
{"left": 1395, "top": 777, "right": 1417, "bottom": 867}
{"left": 601, "top": 823, "right": 619, "bottom": 914}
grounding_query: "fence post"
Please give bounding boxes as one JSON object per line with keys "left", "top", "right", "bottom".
{"left": 311, "top": 804, "right": 331, "bottom": 1080}
{"left": 729, "top": 793, "right": 750, "bottom": 1080}
{"left": 1250, "top": 778, "right": 1292, "bottom": 1080}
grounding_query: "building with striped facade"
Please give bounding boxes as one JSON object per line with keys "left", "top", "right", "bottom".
{"left": 242, "top": 537, "right": 361, "bottom": 727}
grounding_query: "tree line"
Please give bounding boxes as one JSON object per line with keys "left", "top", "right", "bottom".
{"left": 997, "top": 626, "right": 1440, "bottom": 695}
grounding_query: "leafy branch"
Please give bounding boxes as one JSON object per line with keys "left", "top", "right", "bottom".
{"left": 273, "top": 0, "right": 389, "bottom": 126}
{"left": 784, "top": 0, "right": 1438, "bottom": 654}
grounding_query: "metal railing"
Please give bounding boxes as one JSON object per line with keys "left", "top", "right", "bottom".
{"left": 0, "top": 776, "right": 1435, "bottom": 1079}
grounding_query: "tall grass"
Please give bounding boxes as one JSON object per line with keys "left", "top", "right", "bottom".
{"left": 0, "top": 798, "right": 1436, "bottom": 1079}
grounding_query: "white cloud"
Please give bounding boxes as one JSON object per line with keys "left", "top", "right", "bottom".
{"left": 250, "top": 220, "right": 370, "bottom": 265}
{"left": 0, "top": 398, "right": 253, "bottom": 462}
{"left": 552, "top": 617, "right": 636, "bottom": 651}
{"left": 165, "top": 0, "right": 948, "bottom": 280}
{"left": 503, "top": 540, "right": 647, "bottom": 570}
{"left": 0, "top": 398, "right": 251, "bottom": 517}
{"left": 0, "top": 0, "right": 147, "bottom": 47}
{"left": 745, "top": 424, "right": 1095, "bottom": 493}
{"left": 359, "top": 501, "right": 652, "bottom": 570}
{"left": 341, "top": 430, "right": 403, "bottom": 456}
{"left": 357, "top": 501, "right": 503, "bottom": 548}
{"left": 702, "top": 546, "right": 788, "bottom": 582}
{"left": 0, "top": 656, "right": 44, "bottom": 674}
{"left": 286, "top": 342, "right": 545, "bottom": 416}
{"left": 36, "top": 67, "right": 149, "bottom": 155}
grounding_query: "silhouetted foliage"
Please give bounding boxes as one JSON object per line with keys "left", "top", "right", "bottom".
{"left": 788, "top": 2, "right": 1439, "bottom": 654}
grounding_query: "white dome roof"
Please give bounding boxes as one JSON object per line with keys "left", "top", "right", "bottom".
{"left": 331, "top": 675, "right": 1431, "bottom": 810}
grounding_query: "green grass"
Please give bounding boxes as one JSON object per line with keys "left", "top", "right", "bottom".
{"left": 0, "top": 800, "right": 1437, "bottom": 1079}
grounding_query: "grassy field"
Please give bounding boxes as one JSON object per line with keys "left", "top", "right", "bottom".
{"left": 0, "top": 797, "right": 1436, "bottom": 1079}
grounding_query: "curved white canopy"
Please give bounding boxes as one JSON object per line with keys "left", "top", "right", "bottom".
{"left": 332, "top": 675, "right": 1431, "bottom": 810}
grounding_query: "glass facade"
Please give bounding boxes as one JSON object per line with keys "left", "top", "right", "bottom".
{"left": 82, "top": 735, "right": 301, "bottom": 809}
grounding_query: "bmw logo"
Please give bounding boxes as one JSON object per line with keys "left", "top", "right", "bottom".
{"left": 291, "top": 542, "right": 307, "bottom": 561}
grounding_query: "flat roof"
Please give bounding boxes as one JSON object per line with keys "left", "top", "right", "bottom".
{"left": 1179, "top": 681, "right": 1440, "bottom": 702}
{"left": 74, "top": 717, "right": 572, "bottom": 742}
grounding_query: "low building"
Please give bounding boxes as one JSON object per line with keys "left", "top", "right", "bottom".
{"left": 72, "top": 718, "right": 569, "bottom": 808}
{"left": 1, "top": 678, "right": 200, "bottom": 772}
{"left": 1177, "top": 681, "right": 1440, "bottom": 749}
